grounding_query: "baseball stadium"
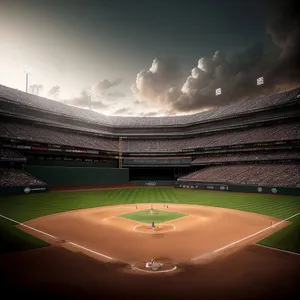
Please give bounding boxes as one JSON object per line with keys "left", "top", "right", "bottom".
{"left": 0, "top": 84, "right": 300, "bottom": 299}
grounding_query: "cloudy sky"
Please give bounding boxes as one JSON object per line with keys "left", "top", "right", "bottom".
{"left": 0, "top": 0, "right": 299, "bottom": 116}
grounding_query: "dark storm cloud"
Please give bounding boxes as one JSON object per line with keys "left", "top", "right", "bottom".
{"left": 48, "top": 85, "right": 60, "bottom": 98}
{"left": 94, "top": 78, "right": 122, "bottom": 93}
{"left": 265, "top": 0, "right": 300, "bottom": 84}
{"left": 132, "top": 0, "right": 300, "bottom": 113}
{"left": 131, "top": 57, "right": 182, "bottom": 105}
{"left": 266, "top": 0, "right": 300, "bottom": 59}
{"left": 139, "top": 108, "right": 171, "bottom": 117}
{"left": 141, "top": 111, "right": 158, "bottom": 117}
{"left": 65, "top": 89, "right": 107, "bottom": 109}
{"left": 106, "top": 91, "right": 126, "bottom": 98}
{"left": 113, "top": 108, "right": 130, "bottom": 115}
{"left": 171, "top": 44, "right": 269, "bottom": 112}
{"left": 91, "top": 78, "right": 124, "bottom": 101}
{"left": 133, "top": 99, "right": 143, "bottom": 105}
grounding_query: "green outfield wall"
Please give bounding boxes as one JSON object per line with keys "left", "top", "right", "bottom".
{"left": 25, "top": 166, "right": 129, "bottom": 187}
{"left": 175, "top": 181, "right": 300, "bottom": 196}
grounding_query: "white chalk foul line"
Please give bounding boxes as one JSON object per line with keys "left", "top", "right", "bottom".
{"left": 0, "top": 213, "right": 113, "bottom": 261}
{"left": 192, "top": 211, "right": 300, "bottom": 261}
{"left": 0, "top": 213, "right": 57, "bottom": 239}
{"left": 256, "top": 244, "right": 300, "bottom": 256}
{"left": 68, "top": 242, "right": 113, "bottom": 260}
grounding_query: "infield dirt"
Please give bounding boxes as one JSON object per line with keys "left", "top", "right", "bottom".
{"left": 18, "top": 204, "right": 288, "bottom": 266}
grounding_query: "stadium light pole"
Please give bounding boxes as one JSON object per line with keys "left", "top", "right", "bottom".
{"left": 90, "top": 94, "right": 93, "bottom": 110}
{"left": 215, "top": 88, "right": 222, "bottom": 96}
{"left": 257, "top": 76, "right": 264, "bottom": 87}
{"left": 30, "top": 84, "right": 40, "bottom": 95}
{"left": 34, "top": 84, "right": 43, "bottom": 96}
{"left": 24, "top": 66, "right": 31, "bottom": 93}
{"left": 87, "top": 89, "right": 94, "bottom": 110}
{"left": 119, "top": 137, "right": 123, "bottom": 169}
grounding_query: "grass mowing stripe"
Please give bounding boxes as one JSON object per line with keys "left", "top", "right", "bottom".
{"left": 258, "top": 214, "right": 300, "bottom": 254}
{"left": 1, "top": 188, "right": 299, "bottom": 253}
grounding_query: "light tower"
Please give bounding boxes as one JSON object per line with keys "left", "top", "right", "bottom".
{"left": 30, "top": 84, "right": 43, "bottom": 95}
{"left": 215, "top": 87, "right": 222, "bottom": 96}
{"left": 256, "top": 76, "right": 264, "bottom": 87}
{"left": 119, "top": 137, "right": 123, "bottom": 169}
{"left": 35, "top": 84, "right": 42, "bottom": 95}
{"left": 86, "top": 89, "right": 94, "bottom": 110}
{"left": 24, "top": 66, "right": 31, "bottom": 93}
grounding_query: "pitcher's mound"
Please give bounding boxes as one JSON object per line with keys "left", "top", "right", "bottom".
{"left": 133, "top": 224, "right": 175, "bottom": 234}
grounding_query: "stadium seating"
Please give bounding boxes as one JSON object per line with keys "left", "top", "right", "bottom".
{"left": 0, "top": 168, "right": 45, "bottom": 186}
{"left": 0, "top": 84, "right": 299, "bottom": 189}
{"left": 0, "top": 121, "right": 118, "bottom": 151}
{"left": 0, "top": 148, "right": 25, "bottom": 160}
{"left": 178, "top": 164, "right": 300, "bottom": 187}
{"left": 192, "top": 151, "right": 300, "bottom": 164}
{"left": 1, "top": 84, "right": 299, "bottom": 127}
{"left": 0, "top": 120, "right": 299, "bottom": 152}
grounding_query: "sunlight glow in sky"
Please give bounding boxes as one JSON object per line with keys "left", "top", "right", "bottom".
{"left": 1, "top": 0, "right": 299, "bottom": 116}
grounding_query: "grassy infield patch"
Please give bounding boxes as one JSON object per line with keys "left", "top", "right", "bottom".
{"left": 0, "top": 188, "right": 299, "bottom": 254}
{"left": 119, "top": 209, "right": 187, "bottom": 224}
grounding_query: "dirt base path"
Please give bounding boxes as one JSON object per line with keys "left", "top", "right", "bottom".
{"left": 18, "top": 204, "right": 288, "bottom": 265}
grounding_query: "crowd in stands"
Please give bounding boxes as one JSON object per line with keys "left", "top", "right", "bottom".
{"left": 0, "top": 84, "right": 102, "bottom": 124}
{"left": 192, "top": 151, "right": 300, "bottom": 164}
{"left": 1, "top": 84, "right": 299, "bottom": 127}
{"left": 0, "top": 168, "right": 45, "bottom": 186}
{"left": 185, "top": 122, "right": 300, "bottom": 150}
{"left": 123, "top": 122, "right": 300, "bottom": 152}
{"left": 0, "top": 148, "right": 25, "bottom": 161}
{"left": 178, "top": 164, "right": 300, "bottom": 187}
{"left": 0, "top": 121, "right": 118, "bottom": 151}
{"left": 0, "top": 120, "right": 299, "bottom": 152}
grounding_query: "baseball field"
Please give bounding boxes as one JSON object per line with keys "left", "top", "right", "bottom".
{"left": 1, "top": 187, "right": 300, "bottom": 299}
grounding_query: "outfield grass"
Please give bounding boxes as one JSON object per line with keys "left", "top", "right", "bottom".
{"left": 258, "top": 214, "right": 300, "bottom": 253}
{"left": 119, "top": 209, "right": 187, "bottom": 224}
{"left": 0, "top": 218, "right": 48, "bottom": 253}
{"left": 0, "top": 188, "right": 299, "bottom": 253}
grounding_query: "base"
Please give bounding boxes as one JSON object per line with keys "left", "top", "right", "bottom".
{"left": 132, "top": 261, "right": 177, "bottom": 273}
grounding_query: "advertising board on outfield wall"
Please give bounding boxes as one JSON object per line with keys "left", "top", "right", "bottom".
{"left": 23, "top": 186, "right": 47, "bottom": 194}
{"left": 0, "top": 185, "right": 48, "bottom": 196}
{"left": 174, "top": 181, "right": 300, "bottom": 196}
{"left": 134, "top": 180, "right": 175, "bottom": 186}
